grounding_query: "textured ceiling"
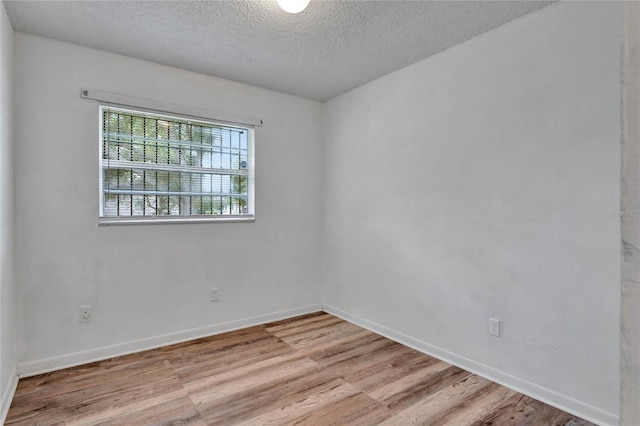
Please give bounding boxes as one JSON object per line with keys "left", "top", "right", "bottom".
{"left": 4, "top": 0, "right": 552, "bottom": 102}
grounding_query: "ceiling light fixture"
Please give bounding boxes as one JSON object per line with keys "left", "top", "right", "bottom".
{"left": 277, "top": 0, "right": 310, "bottom": 14}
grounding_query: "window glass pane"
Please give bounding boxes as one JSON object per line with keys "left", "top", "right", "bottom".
{"left": 100, "top": 106, "right": 253, "bottom": 220}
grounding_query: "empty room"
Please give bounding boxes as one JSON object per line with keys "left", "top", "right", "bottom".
{"left": 0, "top": 0, "right": 638, "bottom": 425}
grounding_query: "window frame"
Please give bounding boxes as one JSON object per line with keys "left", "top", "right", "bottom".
{"left": 98, "top": 104, "right": 256, "bottom": 225}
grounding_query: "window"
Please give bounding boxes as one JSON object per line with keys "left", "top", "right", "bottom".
{"left": 99, "top": 105, "right": 255, "bottom": 224}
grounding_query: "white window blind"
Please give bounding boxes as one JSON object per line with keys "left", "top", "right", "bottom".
{"left": 99, "top": 105, "right": 255, "bottom": 224}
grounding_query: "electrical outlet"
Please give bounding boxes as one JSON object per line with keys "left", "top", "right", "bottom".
{"left": 210, "top": 288, "right": 219, "bottom": 302}
{"left": 79, "top": 305, "right": 92, "bottom": 323}
{"left": 489, "top": 318, "right": 500, "bottom": 337}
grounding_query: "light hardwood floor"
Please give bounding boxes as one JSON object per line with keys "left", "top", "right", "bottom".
{"left": 7, "top": 312, "right": 593, "bottom": 425}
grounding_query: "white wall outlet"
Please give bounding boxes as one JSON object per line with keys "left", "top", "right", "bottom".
{"left": 489, "top": 318, "right": 500, "bottom": 337}
{"left": 79, "top": 305, "right": 92, "bottom": 323}
{"left": 210, "top": 288, "right": 219, "bottom": 302}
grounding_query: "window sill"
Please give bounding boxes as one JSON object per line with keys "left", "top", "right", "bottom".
{"left": 99, "top": 215, "right": 255, "bottom": 226}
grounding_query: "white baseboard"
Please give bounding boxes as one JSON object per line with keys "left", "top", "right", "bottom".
{"left": 322, "top": 304, "right": 619, "bottom": 426}
{"left": 1, "top": 368, "right": 18, "bottom": 424}
{"left": 17, "top": 304, "right": 322, "bottom": 378}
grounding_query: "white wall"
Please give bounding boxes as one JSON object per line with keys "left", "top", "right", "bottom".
{"left": 621, "top": 3, "right": 640, "bottom": 425}
{"left": 0, "top": 2, "right": 17, "bottom": 420}
{"left": 13, "top": 33, "right": 324, "bottom": 372}
{"left": 323, "top": 2, "right": 620, "bottom": 424}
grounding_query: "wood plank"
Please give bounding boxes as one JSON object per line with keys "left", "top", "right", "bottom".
{"left": 185, "top": 354, "right": 318, "bottom": 404}
{"left": 275, "top": 320, "right": 369, "bottom": 351}
{"left": 378, "top": 374, "right": 494, "bottom": 425}
{"left": 470, "top": 393, "right": 576, "bottom": 426}
{"left": 366, "top": 359, "right": 455, "bottom": 402}
{"left": 309, "top": 335, "right": 400, "bottom": 368}
{"left": 301, "top": 330, "right": 387, "bottom": 362}
{"left": 194, "top": 368, "right": 339, "bottom": 424}
{"left": 7, "top": 359, "right": 182, "bottom": 424}
{"left": 379, "top": 365, "right": 472, "bottom": 414}
{"left": 235, "top": 378, "right": 359, "bottom": 425}
{"left": 348, "top": 350, "right": 442, "bottom": 393}
{"left": 160, "top": 326, "right": 275, "bottom": 361}
{"left": 288, "top": 391, "right": 392, "bottom": 425}
{"left": 262, "top": 311, "right": 327, "bottom": 329}
{"left": 342, "top": 346, "right": 426, "bottom": 385}
{"left": 265, "top": 314, "right": 344, "bottom": 337}
{"left": 90, "top": 396, "right": 206, "bottom": 426}
{"left": 9, "top": 349, "right": 167, "bottom": 396}
{"left": 65, "top": 390, "right": 194, "bottom": 426}
{"left": 429, "top": 383, "right": 519, "bottom": 426}
{"left": 169, "top": 337, "right": 295, "bottom": 384}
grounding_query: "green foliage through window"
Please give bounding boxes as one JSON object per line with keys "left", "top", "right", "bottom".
{"left": 100, "top": 106, "right": 253, "bottom": 219}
